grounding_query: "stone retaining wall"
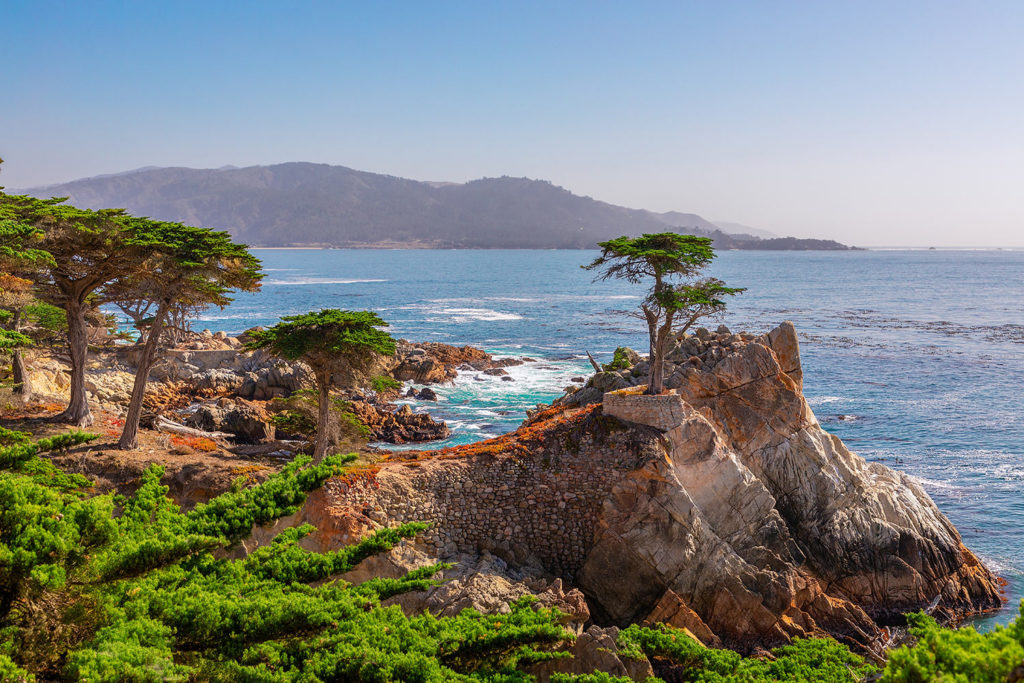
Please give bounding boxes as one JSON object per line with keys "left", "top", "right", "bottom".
{"left": 602, "top": 389, "right": 689, "bottom": 431}
{"left": 322, "top": 411, "right": 663, "bottom": 577}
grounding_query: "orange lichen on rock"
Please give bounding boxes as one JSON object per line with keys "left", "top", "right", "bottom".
{"left": 391, "top": 402, "right": 600, "bottom": 466}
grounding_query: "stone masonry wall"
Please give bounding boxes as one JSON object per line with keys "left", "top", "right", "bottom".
{"left": 321, "top": 410, "right": 665, "bottom": 577}
{"left": 602, "top": 389, "right": 688, "bottom": 431}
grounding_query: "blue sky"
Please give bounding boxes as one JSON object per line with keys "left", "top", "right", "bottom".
{"left": 3, "top": 1, "right": 1023, "bottom": 246}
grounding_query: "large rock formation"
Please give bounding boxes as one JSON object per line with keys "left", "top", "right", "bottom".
{"left": 268, "top": 322, "right": 1001, "bottom": 656}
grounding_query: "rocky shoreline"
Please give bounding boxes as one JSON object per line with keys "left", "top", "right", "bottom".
{"left": 23, "top": 330, "right": 530, "bottom": 452}
{"left": 12, "top": 321, "right": 1005, "bottom": 676}
{"left": 238, "top": 322, "right": 1002, "bottom": 672}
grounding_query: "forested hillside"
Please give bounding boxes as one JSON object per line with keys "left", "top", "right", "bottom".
{"left": 20, "top": 164, "right": 853, "bottom": 250}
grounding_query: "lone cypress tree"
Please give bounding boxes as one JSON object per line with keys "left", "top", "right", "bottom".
{"left": 246, "top": 310, "right": 396, "bottom": 461}
{"left": 584, "top": 232, "right": 743, "bottom": 394}
{"left": 109, "top": 218, "right": 263, "bottom": 450}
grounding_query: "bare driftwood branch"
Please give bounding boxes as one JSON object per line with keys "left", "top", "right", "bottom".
{"left": 152, "top": 415, "right": 232, "bottom": 440}
{"left": 585, "top": 351, "right": 602, "bottom": 373}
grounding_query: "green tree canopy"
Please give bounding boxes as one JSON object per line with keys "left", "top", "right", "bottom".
{"left": 0, "top": 185, "right": 55, "bottom": 401}
{"left": 247, "top": 310, "right": 396, "bottom": 461}
{"left": 0, "top": 194, "right": 160, "bottom": 425}
{"left": 106, "top": 218, "right": 263, "bottom": 449}
{"left": 584, "top": 233, "right": 743, "bottom": 394}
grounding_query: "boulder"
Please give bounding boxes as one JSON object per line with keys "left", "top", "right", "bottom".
{"left": 416, "top": 387, "right": 438, "bottom": 401}
{"left": 185, "top": 398, "right": 275, "bottom": 444}
{"left": 26, "top": 357, "right": 70, "bottom": 400}
{"left": 589, "top": 372, "right": 630, "bottom": 393}
{"left": 392, "top": 357, "right": 452, "bottom": 384}
{"left": 84, "top": 370, "right": 135, "bottom": 405}
{"left": 528, "top": 626, "right": 654, "bottom": 682}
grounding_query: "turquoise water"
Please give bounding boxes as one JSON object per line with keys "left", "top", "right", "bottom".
{"left": 195, "top": 248, "right": 1024, "bottom": 626}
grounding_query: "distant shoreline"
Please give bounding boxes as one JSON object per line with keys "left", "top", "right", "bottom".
{"left": 248, "top": 244, "right": 866, "bottom": 251}
{"left": 247, "top": 245, "right": 1022, "bottom": 251}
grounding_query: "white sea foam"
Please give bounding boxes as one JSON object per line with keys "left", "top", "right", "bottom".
{"left": 911, "top": 475, "right": 958, "bottom": 491}
{"left": 808, "top": 395, "right": 847, "bottom": 405}
{"left": 266, "top": 277, "right": 387, "bottom": 286}
{"left": 432, "top": 308, "right": 524, "bottom": 322}
{"left": 197, "top": 313, "right": 259, "bottom": 321}
{"left": 976, "top": 554, "right": 1018, "bottom": 574}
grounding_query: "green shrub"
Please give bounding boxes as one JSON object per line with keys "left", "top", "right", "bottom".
{"left": 268, "top": 388, "right": 371, "bottom": 444}
{"left": 370, "top": 374, "right": 402, "bottom": 394}
{"left": 602, "top": 347, "right": 633, "bottom": 372}
{"left": 880, "top": 606, "right": 1024, "bottom": 682}
{"left": 617, "top": 622, "right": 877, "bottom": 682}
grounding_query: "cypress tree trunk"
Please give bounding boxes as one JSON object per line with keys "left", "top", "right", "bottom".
{"left": 119, "top": 302, "right": 168, "bottom": 450}
{"left": 643, "top": 306, "right": 658, "bottom": 395}
{"left": 56, "top": 301, "right": 93, "bottom": 427}
{"left": 11, "top": 311, "right": 31, "bottom": 401}
{"left": 313, "top": 367, "right": 333, "bottom": 463}
{"left": 12, "top": 350, "right": 30, "bottom": 401}
{"left": 648, "top": 328, "right": 665, "bottom": 394}
{"left": 648, "top": 315, "right": 675, "bottom": 396}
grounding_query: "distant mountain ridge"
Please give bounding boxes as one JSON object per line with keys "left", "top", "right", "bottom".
{"left": 16, "top": 162, "right": 853, "bottom": 250}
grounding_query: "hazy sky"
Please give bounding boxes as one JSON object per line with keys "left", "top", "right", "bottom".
{"left": 3, "top": 1, "right": 1023, "bottom": 246}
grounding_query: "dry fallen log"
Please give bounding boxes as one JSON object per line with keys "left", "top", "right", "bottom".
{"left": 152, "top": 415, "right": 233, "bottom": 441}
{"left": 585, "top": 351, "right": 602, "bottom": 373}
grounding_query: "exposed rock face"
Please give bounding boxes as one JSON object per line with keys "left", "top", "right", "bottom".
{"left": 392, "top": 341, "right": 524, "bottom": 384}
{"left": 347, "top": 399, "right": 451, "bottom": 444}
{"left": 273, "top": 322, "right": 1001, "bottom": 654}
{"left": 185, "top": 398, "right": 276, "bottom": 444}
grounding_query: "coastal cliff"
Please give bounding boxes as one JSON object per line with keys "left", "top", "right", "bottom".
{"left": 262, "top": 322, "right": 1001, "bottom": 656}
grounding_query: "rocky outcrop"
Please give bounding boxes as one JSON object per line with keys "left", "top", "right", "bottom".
{"left": 347, "top": 400, "right": 451, "bottom": 444}
{"left": 392, "top": 341, "right": 524, "bottom": 384}
{"left": 185, "top": 397, "right": 276, "bottom": 444}
{"left": 269, "top": 322, "right": 1001, "bottom": 655}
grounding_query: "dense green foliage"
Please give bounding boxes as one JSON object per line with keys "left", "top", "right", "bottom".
{"left": 583, "top": 233, "right": 743, "bottom": 394}
{"left": 879, "top": 609, "right": 1024, "bottom": 682}
{"left": 601, "top": 347, "right": 634, "bottom": 372}
{"left": 371, "top": 374, "right": 402, "bottom": 394}
{"left": 246, "top": 310, "right": 396, "bottom": 362}
{"left": 617, "top": 623, "right": 878, "bottom": 682}
{"left": 0, "top": 430, "right": 575, "bottom": 681}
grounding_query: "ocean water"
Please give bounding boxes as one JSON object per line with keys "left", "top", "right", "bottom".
{"left": 194, "top": 248, "right": 1024, "bottom": 627}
